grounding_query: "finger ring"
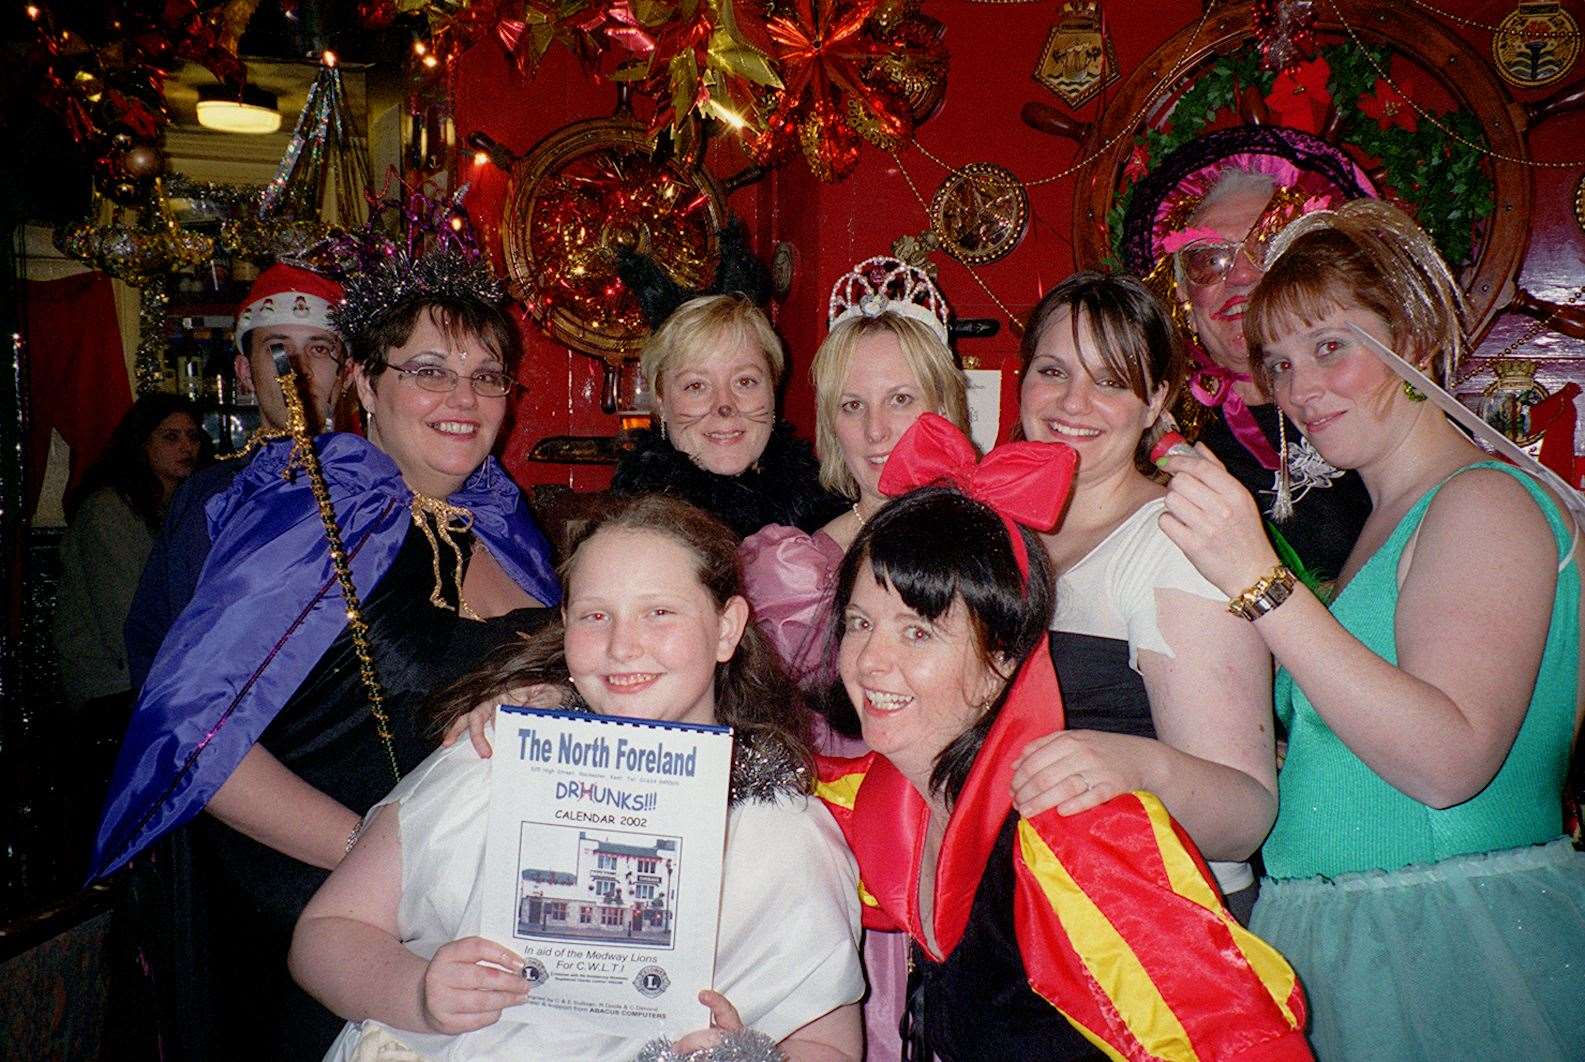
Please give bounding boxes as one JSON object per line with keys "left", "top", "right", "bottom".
{"left": 1077, "top": 771, "right": 1091, "bottom": 792}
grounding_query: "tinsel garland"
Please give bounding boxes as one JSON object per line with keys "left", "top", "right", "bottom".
{"left": 165, "top": 175, "right": 328, "bottom": 264}
{"left": 633, "top": 1027, "right": 785, "bottom": 1061}
{"left": 278, "top": 358, "right": 402, "bottom": 781}
{"left": 258, "top": 55, "right": 372, "bottom": 257}
{"left": 725, "top": 733, "right": 809, "bottom": 806}
{"left": 1252, "top": 0, "right": 1316, "bottom": 72}
{"left": 56, "top": 179, "right": 214, "bottom": 287}
{"left": 135, "top": 278, "right": 170, "bottom": 395}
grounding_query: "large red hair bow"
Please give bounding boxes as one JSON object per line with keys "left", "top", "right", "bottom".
{"left": 878, "top": 412, "right": 1079, "bottom": 578}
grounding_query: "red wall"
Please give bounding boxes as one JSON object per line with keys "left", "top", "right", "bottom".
{"left": 454, "top": 1, "right": 1585, "bottom": 491}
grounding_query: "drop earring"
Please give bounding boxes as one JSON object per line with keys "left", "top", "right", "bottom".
{"left": 1402, "top": 381, "right": 1427, "bottom": 402}
{"left": 1271, "top": 414, "right": 1295, "bottom": 522}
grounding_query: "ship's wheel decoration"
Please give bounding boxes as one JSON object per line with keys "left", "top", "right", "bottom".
{"left": 1046, "top": 0, "right": 1585, "bottom": 355}
{"left": 928, "top": 163, "right": 1029, "bottom": 265}
{"left": 499, "top": 117, "right": 727, "bottom": 358}
{"left": 1027, "top": 0, "right": 1585, "bottom": 491}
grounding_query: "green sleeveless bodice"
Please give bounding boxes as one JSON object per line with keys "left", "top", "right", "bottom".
{"left": 1263, "top": 462, "right": 1579, "bottom": 880}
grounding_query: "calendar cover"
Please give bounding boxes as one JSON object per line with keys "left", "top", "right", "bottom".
{"left": 481, "top": 705, "right": 733, "bottom": 1036}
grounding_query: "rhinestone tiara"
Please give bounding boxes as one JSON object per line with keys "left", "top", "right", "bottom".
{"left": 828, "top": 255, "right": 951, "bottom": 342}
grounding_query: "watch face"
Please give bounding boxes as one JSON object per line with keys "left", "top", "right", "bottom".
{"left": 771, "top": 241, "right": 796, "bottom": 297}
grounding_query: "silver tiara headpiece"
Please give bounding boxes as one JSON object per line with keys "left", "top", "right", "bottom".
{"left": 828, "top": 255, "right": 951, "bottom": 343}
{"left": 329, "top": 249, "right": 506, "bottom": 346}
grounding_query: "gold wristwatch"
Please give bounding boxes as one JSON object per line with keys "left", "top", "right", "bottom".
{"left": 1226, "top": 564, "right": 1297, "bottom": 622}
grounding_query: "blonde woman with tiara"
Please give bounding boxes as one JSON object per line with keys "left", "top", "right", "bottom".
{"left": 738, "top": 256, "right": 968, "bottom": 1060}
{"left": 1160, "top": 199, "right": 1585, "bottom": 1059}
{"left": 741, "top": 256, "right": 970, "bottom": 693}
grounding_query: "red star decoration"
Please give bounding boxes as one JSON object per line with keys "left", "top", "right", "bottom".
{"left": 749, "top": 0, "right": 911, "bottom": 181}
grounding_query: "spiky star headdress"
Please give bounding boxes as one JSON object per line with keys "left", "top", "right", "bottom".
{"left": 329, "top": 248, "right": 506, "bottom": 350}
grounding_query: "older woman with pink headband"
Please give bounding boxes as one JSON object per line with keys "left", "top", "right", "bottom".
{"left": 1122, "top": 125, "right": 1376, "bottom": 586}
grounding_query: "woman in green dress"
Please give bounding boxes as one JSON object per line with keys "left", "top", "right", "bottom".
{"left": 1160, "top": 199, "right": 1585, "bottom": 1060}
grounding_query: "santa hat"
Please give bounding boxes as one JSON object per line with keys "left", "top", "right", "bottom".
{"left": 235, "top": 264, "right": 345, "bottom": 353}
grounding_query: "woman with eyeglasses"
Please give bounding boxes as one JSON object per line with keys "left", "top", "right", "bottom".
{"left": 1121, "top": 126, "right": 1375, "bottom": 585}
{"left": 1162, "top": 199, "right": 1585, "bottom": 1060}
{"left": 91, "top": 251, "right": 561, "bottom": 1061}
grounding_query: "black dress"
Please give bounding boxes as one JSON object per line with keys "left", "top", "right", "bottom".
{"left": 141, "top": 525, "right": 551, "bottom": 1060}
{"left": 907, "top": 814, "right": 1106, "bottom": 1061}
{"left": 611, "top": 422, "right": 846, "bottom": 538}
{"left": 1046, "top": 633, "right": 1154, "bottom": 740}
{"left": 1197, "top": 403, "right": 1371, "bottom": 583}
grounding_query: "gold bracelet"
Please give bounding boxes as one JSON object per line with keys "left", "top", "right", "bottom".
{"left": 1226, "top": 564, "right": 1298, "bottom": 622}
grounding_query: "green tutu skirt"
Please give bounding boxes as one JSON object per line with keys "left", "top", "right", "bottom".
{"left": 1251, "top": 838, "right": 1585, "bottom": 1061}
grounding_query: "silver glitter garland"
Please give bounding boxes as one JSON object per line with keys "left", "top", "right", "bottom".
{"left": 260, "top": 58, "right": 370, "bottom": 229}
{"left": 329, "top": 249, "right": 506, "bottom": 351}
{"left": 633, "top": 1028, "right": 785, "bottom": 1062}
{"left": 727, "top": 733, "right": 809, "bottom": 806}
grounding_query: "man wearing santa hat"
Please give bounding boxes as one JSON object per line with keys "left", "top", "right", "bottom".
{"left": 124, "top": 263, "right": 346, "bottom": 688}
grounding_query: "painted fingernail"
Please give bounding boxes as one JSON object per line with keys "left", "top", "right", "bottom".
{"left": 1151, "top": 431, "right": 1192, "bottom": 470}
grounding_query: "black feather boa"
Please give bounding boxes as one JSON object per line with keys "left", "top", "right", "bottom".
{"left": 611, "top": 423, "right": 847, "bottom": 539}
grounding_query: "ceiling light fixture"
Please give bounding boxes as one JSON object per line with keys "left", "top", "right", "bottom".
{"left": 196, "top": 84, "right": 282, "bottom": 135}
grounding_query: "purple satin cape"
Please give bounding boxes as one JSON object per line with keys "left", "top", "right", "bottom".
{"left": 90, "top": 434, "right": 561, "bottom": 880}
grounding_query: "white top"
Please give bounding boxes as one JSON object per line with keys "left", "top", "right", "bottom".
{"left": 1050, "top": 497, "right": 1224, "bottom": 671}
{"left": 1048, "top": 498, "right": 1253, "bottom": 896}
{"left": 323, "top": 739, "right": 865, "bottom": 1061}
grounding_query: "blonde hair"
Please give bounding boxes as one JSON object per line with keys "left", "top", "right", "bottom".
{"left": 639, "top": 294, "right": 785, "bottom": 400}
{"left": 811, "top": 313, "right": 970, "bottom": 499}
{"left": 1246, "top": 199, "right": 1467, "bottom": 392}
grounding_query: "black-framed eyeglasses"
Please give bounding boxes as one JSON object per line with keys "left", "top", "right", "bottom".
{"left": 388, "top": 363, "right": 517, "bottom": 398}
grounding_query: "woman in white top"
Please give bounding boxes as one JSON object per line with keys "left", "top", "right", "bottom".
{"left": 290, "top": 495, "right": 864, "bottom": 1060}
{"left": 1009, "top": 270, "right": 1276, "bottom": 920}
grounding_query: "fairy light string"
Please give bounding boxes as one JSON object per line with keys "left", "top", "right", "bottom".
{"left": 1402, "top": 0, "right": 1579, "bottom": 40}
{"left": 1325, "top": 0, "right": 1585, "bottom": 168}
{"left": 884, "top": 2, "right": 1217, "bottom": 328}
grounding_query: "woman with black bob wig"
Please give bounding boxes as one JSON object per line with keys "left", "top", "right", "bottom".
{"left": 813, "top": 412, "right": 1310, "bottom": 1061}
